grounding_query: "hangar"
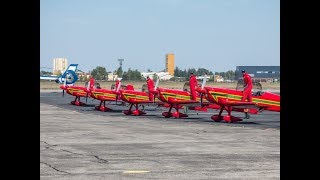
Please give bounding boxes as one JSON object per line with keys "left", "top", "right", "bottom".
{"left": 235, "top": 66, "right": 280, "bottom": 82}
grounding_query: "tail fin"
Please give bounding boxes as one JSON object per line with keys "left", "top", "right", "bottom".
{"left": 57, "top": 64, "right": 79, "bottom": 84}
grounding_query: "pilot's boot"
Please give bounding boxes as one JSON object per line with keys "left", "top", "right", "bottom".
{"left": 244, "top": 112, "right": 250, "bottom": 119}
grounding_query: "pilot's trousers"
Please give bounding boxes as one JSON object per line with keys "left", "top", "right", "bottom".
{"left": 241, "top": 87, "right": 252, "bottom": 102}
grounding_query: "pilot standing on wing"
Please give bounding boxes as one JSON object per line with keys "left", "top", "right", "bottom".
{"left": 189, "top": 73, "right": 198, "bottom": 100}
{"left": 146, "top": 76, "right": 155, "bottom": 90}
{"left": 115, "top": 78, "right": 121, "bottom": 91}
{"left": 241, "top": 70, "right": 253, "bottom": 102}
{"left": 241, "top": 70, "right": 253, "bottom": 119}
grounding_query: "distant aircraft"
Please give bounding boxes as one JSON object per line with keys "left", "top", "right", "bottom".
{"left": 40, "top": 64, "right": 79, "bottom": 85}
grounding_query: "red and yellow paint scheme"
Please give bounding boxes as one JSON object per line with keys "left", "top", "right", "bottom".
{"left": 196, "top": 86, "right": 280, "bottom": 123}
{"left": 150, "top": 77, "right": 220, "bottom": 118}
{"left": 59, "top": 77, "right": 95, "bottom": 106}
{"left": 119, "top": 78, "right": 167, "bottom": 116}
{"left": 89, "top": 79, "right": 125, "bottom": 112}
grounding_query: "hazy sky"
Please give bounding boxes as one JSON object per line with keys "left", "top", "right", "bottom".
{"left": 40, "top": 0, "right": 279, "bottom": 73}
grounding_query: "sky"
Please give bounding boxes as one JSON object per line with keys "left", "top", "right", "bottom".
{"left": 40, "top": 0, "right": 279, "bottom": 73}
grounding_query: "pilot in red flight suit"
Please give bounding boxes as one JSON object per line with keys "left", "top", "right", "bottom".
{"left": 115, "top": 78, "right": 120, "bottom": 91}
{"left": 241, "top": 70, "right": 253, "bottom": 119}
{"left": 189, "top": 73, "right": 198, "bottom": 101}
{"left": 89, "top": 76, "right": 95, "bottom": 89}
{"left": 146, "top": 76, "right": 155, "bottom": 100}
{"left": 146, "top": 76, "right": 155, "bottom": 90}
{"left": 241, "top": 70, "right": 253, "bottom": 102}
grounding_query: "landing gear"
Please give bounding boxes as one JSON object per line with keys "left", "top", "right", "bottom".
{"left": 210, "top": 106, "right": 243, "bottom": 123}
{"left": 95, "top": 100, "right": 112, "bottom": 111}
{"left": 123, "top": 104, "right": 146, "bottom": 116}
{"left": 244, "top": 112, "right": 250, "bottom": 119}
{"left": 70, "top": 96, "right": 86, "bottom": 106}
{"left": 162, "top": 104, "right": 188, "bottom": 118}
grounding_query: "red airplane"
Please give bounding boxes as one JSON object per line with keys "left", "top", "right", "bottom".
{"left": 60, "top": 77, "right": 95, "bottom": 106}
{"left": 89, "top": 79, "right": 127, "bottom": 111}
{"left": 150, "top": 76, "right": 219, "bottom": 118}
{"left": 119, "top": 77, "right": 168, "bottom": 116}
{"left": 196, "top": 76, "right": 280, "bottom": 123}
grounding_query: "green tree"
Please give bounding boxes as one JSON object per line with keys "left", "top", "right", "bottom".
{"left": 40, "top": 70, "right": 52, "bottom": 76}
{"left": 122, "top": 69, "right": 143, "bottom": 81}
{"left": 197, "top": 68, "right": 213, "bottom": 76}
{"left": 116, "top": 67, "right": 123, "bottom": 77}
{"left": 174, "top": 66, "right": 181, "bottom": 77}
{"left": 225, "top": 70, "right": 235, "bottom": 80}
{"left": 152, "top": 73, "right": 158, "bottom": 82}
{"left": 91, "top": 66, "right": 108, "bottom": 81}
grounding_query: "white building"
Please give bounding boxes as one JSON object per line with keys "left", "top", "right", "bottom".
{"left": 141, "top": 71, "right": 174, "bottom": 80}
{"left": 53, "top": 58, "right": 68, "bottom": 75}
{"left": 107, "top": 72, "right": 118, "bottom": 81}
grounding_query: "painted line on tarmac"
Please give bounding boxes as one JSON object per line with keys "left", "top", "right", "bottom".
{"left": 123, "top": 170, "right": 150, "bottom": 174}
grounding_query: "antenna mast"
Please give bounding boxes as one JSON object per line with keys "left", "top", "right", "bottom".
{"left": 118, "top": 59, "right": 124, "bottom": 68}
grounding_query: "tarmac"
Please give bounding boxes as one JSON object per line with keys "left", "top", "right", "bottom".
{"left": 40, "top": 90, "right": 280, "bottom": 179}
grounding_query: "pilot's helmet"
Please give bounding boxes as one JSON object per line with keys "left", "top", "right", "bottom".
{"left": 241, "top": 70, "right": 246, "bottom": 73}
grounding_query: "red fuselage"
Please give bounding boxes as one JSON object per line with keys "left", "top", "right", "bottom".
{"left": 202, "top": 87, "right": 280, "bottom": 112}
{"left": 156, "top": 87, "right": 210, "bottom": 104}
{"left": 157, "top": 88, "right": 195, "bottom": 103}
{"left": 60, "top": 85, "right": 89, "bottom": 97}
{"left": 90, "top": 88, "right": 119, "bottom": 101}
{"left": 120, "top": 90, "right": 152, "bottom": 103}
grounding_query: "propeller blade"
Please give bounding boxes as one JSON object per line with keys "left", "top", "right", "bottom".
{"left": 153, "top": 94, "right": 156, "bottom": 103}
{"left": 86, "top": 93, "right": 88, "bottom": 103}
{"left": 115, "top": 95, "right": 118, "bottom": 105}
{"left": 155, "top": 76, "right": 159, "bottom": 89}
{"left": 200, "top": 93, "right": 203, "bottom": 107}
{"left": 201, "top": 74, "right": 207, "bottom": 89}
{"left": 62, "top": 75, "right": 67, "bottom": 98}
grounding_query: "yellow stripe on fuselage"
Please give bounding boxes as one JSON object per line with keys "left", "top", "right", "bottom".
{"left": 92, "top": 92, "right": 117, "bottom": 99}
{"left": 160, "top": 92, "right": 191, "bottom": 101}
{"left": 209, "top": 91, "right": 280, "bottom": 107}
{"left": 68, "top": 88, "right": 86, "bottom": 95}
{"left": 122, "top": 93, "right": 149, "bottom": 101}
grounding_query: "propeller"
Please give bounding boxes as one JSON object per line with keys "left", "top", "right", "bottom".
{"left": 200, "top": 74, "right": 207, "bottom": 107}
{"left": 153, "top": 93, "right": 157, "bottom": 103}
{"left": 153, "top": 75, "right": 160, "bottom": 103}
{"left": 155, "top": 76, "right": 159, "bottom": 89}
{"left": 115, "top": 80, "right": 122, "bottom": 105}
{"left": 201, "top": 73, "right": 207, "bottom": 90}
{"left": 62, "top": 76, "right": 67, "bottom": 97}
{"left": 85, "top": 79, "right": 91, "bottom": 103}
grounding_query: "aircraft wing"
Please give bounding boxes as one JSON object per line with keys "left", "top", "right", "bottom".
{"left": 167, "top": 97, "right": 199, "bottom": 105}
{"left": 223, "top": 101, "right": 260, "bottom": 114}
{"left": 223, "top": 101, "right": 258, "bottom": 108}
{"left": 127, "top": 98, "right": 154, "bottom": 104}
{"left": 40, "top": 76, "right": 58, "bottom": 81}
